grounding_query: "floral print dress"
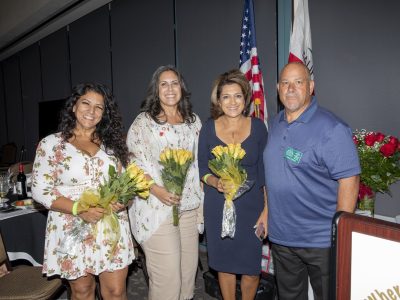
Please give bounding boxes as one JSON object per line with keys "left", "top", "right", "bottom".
{"left": 31, "top": 133, "right": 134, "bottom": 280}
{"left": 127, "top": 112, "right": 204, "bottom": 244}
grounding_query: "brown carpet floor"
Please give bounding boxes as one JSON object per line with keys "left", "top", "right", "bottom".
{"left": 55, "top": 249, "right": 217, "bottom": 300}
{"left": 127, "top": 249, "right": 216, "bottom": 300}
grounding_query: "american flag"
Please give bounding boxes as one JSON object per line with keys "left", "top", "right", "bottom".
{"left": 239, "top": 0, "right": 268, "bottom": 126}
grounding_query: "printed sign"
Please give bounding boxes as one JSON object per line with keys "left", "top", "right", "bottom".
{"left": 351, "top": 232, "right": 400, "bottom": 299}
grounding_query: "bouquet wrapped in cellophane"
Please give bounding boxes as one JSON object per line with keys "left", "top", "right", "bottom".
{"left": 208, "top": 144, "right": 253, "bottom": 238}
{"left": 58, "top": 163, "right": 152, "bottom": 256}
{"left": 159, "top": 148, "right": 193, "bottom": 226}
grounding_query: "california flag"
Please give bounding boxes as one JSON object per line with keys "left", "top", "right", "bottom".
{"left": 288, "top": 0, "right": 314, "bottom": 79}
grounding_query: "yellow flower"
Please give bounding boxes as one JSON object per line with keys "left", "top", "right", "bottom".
{"left": 212, "top": 144, "right": 245, "bottom": 160}
{"left": 160, "top": 152, "right": 166, "bottom": 162}
{"left": 159, "top": 147, "right": 194, "bottom": 226}
{"left": 165, "top": 148, "right": 172, "bottom": 159}
{"left": 176, "top": 149, "right": 192, "bottom": 165}
{"left": 70, "top": 163, "right": 153, "bottom": 258}
{"left": 160, "top": 148, "right": 173, "bottom": 162}
{"left": 135, "top": 180, "right": 149, "bottom": 190}
{"left": 177, "top": 152, "right": 184, "bottom": 165}
{"left": 126, "top": 163, "right": 142, "bottom": 179}
{"left": 209, "top": 143, "right": 248, "bottom": 203}
{"left": 138, "top": 190, "right": 150, "bottom": 199}
{"left": 227, "top": 144, "right": 236, "bottom": 156}
{"left": 77, "top": 189, "right": 101, "bottom": 212}
{"left": 211, "top": 145, "right": 225, "bottom": 158}
{"left": 172, "top": 149, "right": 179, "bottom": 163}
{"left": 233, "top": 144, "right": 246, "bottom": 159}
{"left": 239, "top": 148, "right": 246, "bottom": 159}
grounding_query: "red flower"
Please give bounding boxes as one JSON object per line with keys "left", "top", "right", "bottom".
{"left": 388, "top": 136, "right": 399, "bottom": 148}
{"left": 380, "top": 143, "right": 397, "bottom": 157}
{"left": 376, "top": 132, "right": 385, "bottom": 143}
{"left": 358, "top": 183, "right": 374, "bottom": 201}
{"left": 354, "top": 129, "right": 400, "bottom": 194}
{"left": 364, "top": 133, "right": 377, "bottom": 146}
{"left": 352, "top": 136, "right": 358, "bottom": 145}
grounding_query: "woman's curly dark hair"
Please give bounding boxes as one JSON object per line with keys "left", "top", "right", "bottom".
{"left": 58, "top": 82, "right": 129, "bottom": 167}
{"left": 140, "top": 65, "right": 196, "bottom": 124}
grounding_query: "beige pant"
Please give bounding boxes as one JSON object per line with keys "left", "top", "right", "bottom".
{"left": 142, "top": 209, "right": 198, "bottom": 300}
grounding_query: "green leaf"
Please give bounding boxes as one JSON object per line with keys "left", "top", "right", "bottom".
{"left": 108, "top": 165, "right": 116, "bottom": 179}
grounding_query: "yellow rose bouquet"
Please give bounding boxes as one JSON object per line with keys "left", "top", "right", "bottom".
{"left": 59, "top": 163, "right": 152, "bottom": 256}
{"left": 208, "top": 144, "right": 253, "bottom": 238}
{"left": 159, "top": 148, "right": 193, "bottom": 226}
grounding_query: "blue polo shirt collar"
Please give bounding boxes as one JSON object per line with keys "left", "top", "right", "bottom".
{"left": 279, "top": 97, "right": 318, "bottom": 124}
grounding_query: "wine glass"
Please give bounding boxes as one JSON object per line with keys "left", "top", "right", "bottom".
{"left": 0, "top": 172, "right": 10, "bottom": 208}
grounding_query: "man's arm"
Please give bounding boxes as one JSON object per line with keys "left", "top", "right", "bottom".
{"left": 336, "top": 175, "right": 360, "bottom": 213}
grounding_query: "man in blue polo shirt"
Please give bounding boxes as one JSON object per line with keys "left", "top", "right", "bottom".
{"left": 264, "top": 62, "right": 360, "bottom": 300}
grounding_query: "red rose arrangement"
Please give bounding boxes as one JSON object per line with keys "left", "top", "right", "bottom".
{"left": 353, "top": 130, "right": 400, "bottom": 211}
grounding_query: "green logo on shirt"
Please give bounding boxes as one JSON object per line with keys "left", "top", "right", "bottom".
{"left": 285, "top": 147, "right": 303, "bottom": 164}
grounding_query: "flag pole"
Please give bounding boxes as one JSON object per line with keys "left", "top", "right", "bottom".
{"left": 239, "top": 0, "right": 268, "bottom": 127}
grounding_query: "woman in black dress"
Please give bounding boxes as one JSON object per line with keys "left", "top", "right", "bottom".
{"left": 198, "top": 69, "right": 268, "bottom": 300}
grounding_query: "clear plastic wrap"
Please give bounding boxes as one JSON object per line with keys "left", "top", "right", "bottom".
{"left": 221, "top": 179, "right": 254, "bottom": 238}
{"left": 57, "top": 218, "right": 93, "bottom": 256}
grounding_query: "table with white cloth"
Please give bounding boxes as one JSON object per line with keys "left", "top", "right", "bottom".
{"left": 0, "top": 208, "right": 47, "bottom": 266}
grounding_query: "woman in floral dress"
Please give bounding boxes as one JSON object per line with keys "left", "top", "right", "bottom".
{"left": 127, "top": 65, "right": 203, "bottom": 300}
{"left": 32, "top": 83, "right": 134, "bottom": 300}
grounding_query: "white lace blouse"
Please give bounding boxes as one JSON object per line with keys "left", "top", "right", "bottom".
{"left": 126, "top": 112, "right": 204, "bottom": 244}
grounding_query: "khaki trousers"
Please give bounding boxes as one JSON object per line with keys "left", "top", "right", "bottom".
{"left": 142, "top": 209, "right": 198, "bottom": 300}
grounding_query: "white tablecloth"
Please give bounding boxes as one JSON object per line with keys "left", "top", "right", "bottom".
{"left": 0, "top": 207, "right": 37, "bottom": 221}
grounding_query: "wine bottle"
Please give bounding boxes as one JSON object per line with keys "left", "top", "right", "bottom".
{"left": 16, "top": 163, "right": 27, "bottom": 200}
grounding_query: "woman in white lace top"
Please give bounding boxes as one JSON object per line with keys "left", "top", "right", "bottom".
{"left": 127, "top": 65, "right": 203, "bottom": 300}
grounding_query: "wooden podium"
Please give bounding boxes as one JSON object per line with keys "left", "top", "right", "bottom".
{"left": 331, "top": 212, "right": 400, "bottom": 299}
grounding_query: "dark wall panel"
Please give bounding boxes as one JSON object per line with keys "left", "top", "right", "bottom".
{"left": 19, "top": 43, "right": 42, "bottom": 160}
{"left": 309, "top": 0, "right": 400, "bottom": 216}
{"left": 0, "top": 67, "right": 8, "bottom": 146}
{"left": 111, "top": 0, "right": 175, "bottom": 130}
{"left": 254, "top": 0, "right": 278, "bottom": 121}
{"left": 2, "top": 56, "right": 24, "bottom": 151}
{"left": 176, "top": 0, "right": 277, "bottom": 123}
{"left": 69, "top": 5, "right": 112, "bottom": 87}
{"left": 40, "top": 27, "right": 71, "bottom": 101}
{"left": 310, "top": 0, "right": 399, "bottom": 137}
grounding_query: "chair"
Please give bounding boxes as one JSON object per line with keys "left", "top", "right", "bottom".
{"left": 0, "top": 231, "right": 63, "bottom": 300}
